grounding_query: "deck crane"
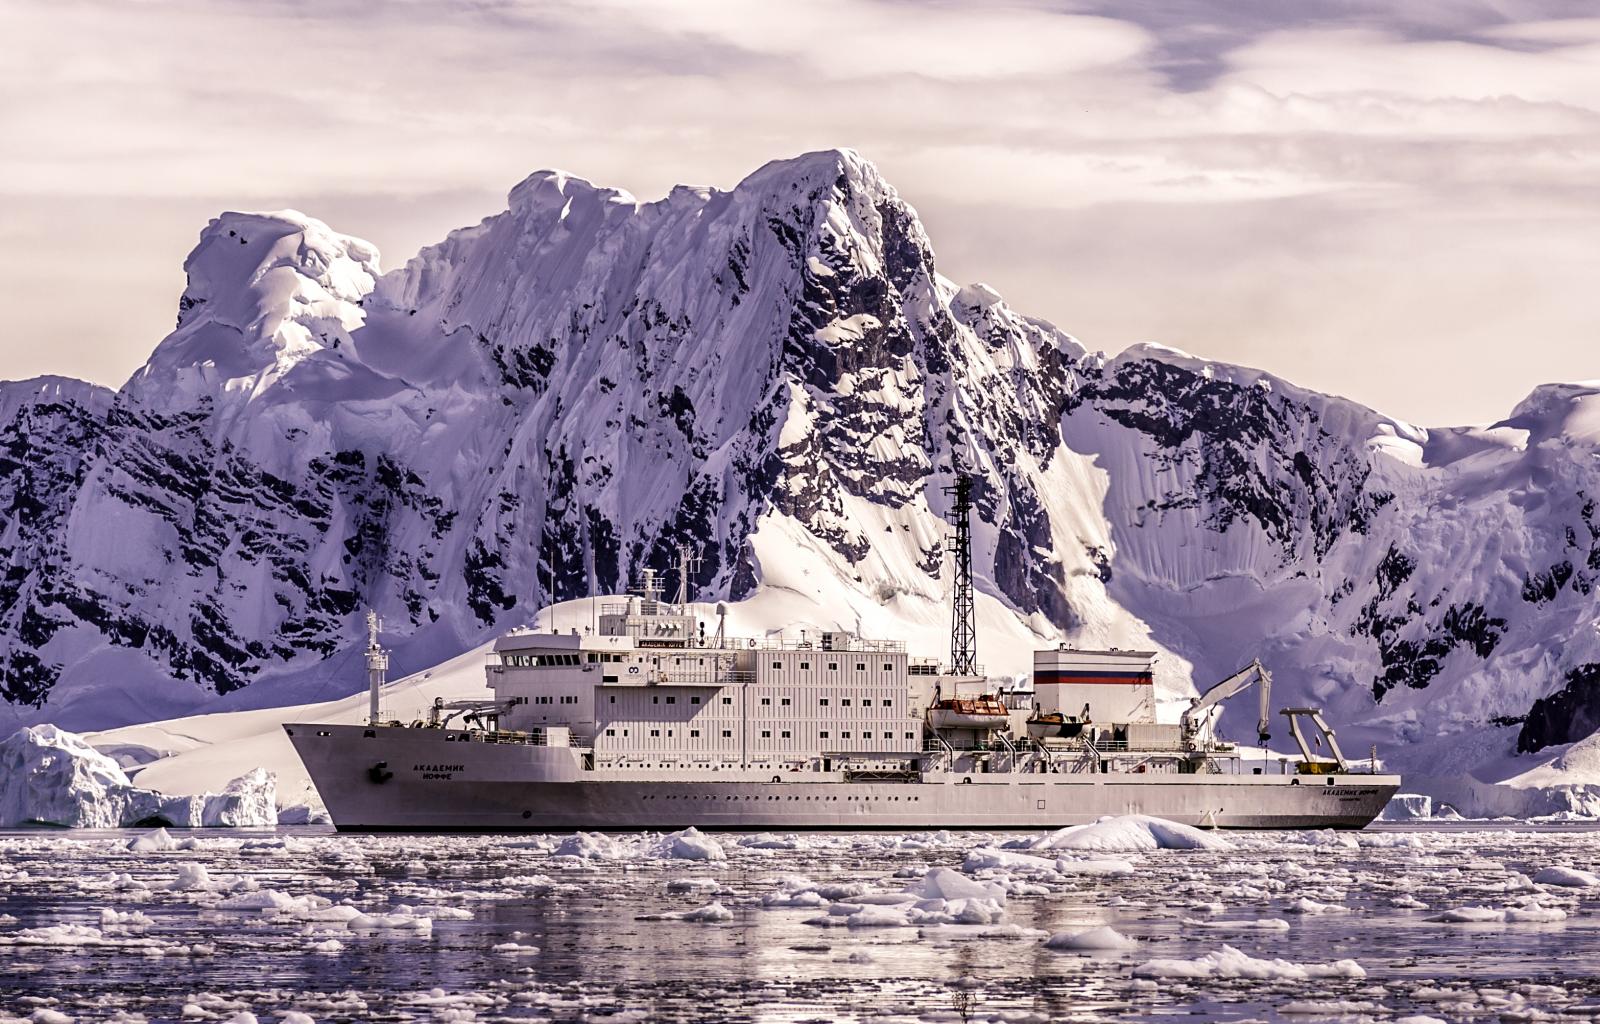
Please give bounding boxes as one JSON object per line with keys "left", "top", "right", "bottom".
{"left": 1181, "top": 659, "right": 1272, "bottom": 751}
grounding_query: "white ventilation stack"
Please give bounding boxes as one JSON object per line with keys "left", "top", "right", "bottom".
{"left": 365, "top": 610, "right": 389, "bottom": 727}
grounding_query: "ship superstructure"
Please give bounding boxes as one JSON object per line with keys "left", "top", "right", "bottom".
{"left": 287, "top": 488, "right": 1400, "bottom": 831}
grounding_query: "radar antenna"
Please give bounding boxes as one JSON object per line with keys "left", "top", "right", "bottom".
{"left": 944, "top": 470, "right": 977, "bottom": 676}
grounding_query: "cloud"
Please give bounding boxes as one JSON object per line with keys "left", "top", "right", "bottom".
{"left": 0, "top": 0, "right": 1596, "bottom": 425}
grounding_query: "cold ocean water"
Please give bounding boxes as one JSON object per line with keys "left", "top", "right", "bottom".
{"left": 2, "top": 822, "right": 1599, "bottom": 1023}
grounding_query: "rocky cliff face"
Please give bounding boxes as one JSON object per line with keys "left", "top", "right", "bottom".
{"left": 2, "top": 149, "right": 1597, "bottom": 798}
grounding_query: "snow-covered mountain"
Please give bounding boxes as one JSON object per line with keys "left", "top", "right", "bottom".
{"left": 2, "top": 149, "right": 1597, "bottom": 809}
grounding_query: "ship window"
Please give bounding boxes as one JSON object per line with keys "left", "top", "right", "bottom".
{"left": 841, "top": 731, "right": 851, "bottom": 739}
{"left": 761, "top": 730, "right": 771, "bottom": 738}
{"left": 690, "top": 696, "right": 701, "bottom": 705}
{"left": 819, "top": 698, "right": 829, "bottom": 706}
{"left": 780, "top": 698, "right": 791, "bottom": 706}
{"left": 884, "top": 663, "right": 891, "bottom": 671}
{"left": 587, "top": 653, "right": 597, "bottom": 663}
{"left": 605, "top": 729, "right": 615, "bottom": 737}
{"left": 722, "top": 730, "right": 732, "bottom": 738}
{"left": 666, "top": 696, "right": 676, "bottom": 704}
{"left": 772, "top": 661, "right": 782, "bottom": 669}
{"left": 609, "top": 696, "right": 616, "bottom": 703}
{"left": 652, "top": 696, "right": 659, "bottom": 704}
{"left": 781, "top": 730, "right": 791, "bottom": 739}
{"left": 722, "top": 697, "right": 732, "bottom": 705}
{"left": 828, "top": 662, "right": 837, "bottom": 671}
{"left": 820, "top": 731, "right": 829, "bottom": 739}
{"left": 905, "top": 732, "right": 913, "bottom": 739}
{"left": 841, "top": 699, "right": 851, "bottom": 707}
{"left": 623, "top": 730, "right": 629, "bottom": 737}
{"left": 690, "top": 729, "right": 700, "bottom": 738}
{"left": 863, "top": 731, "right": 872, "bottom": 739}
{"left": 760, "top": 698, "right": 771, "bottom": 706}
{"left": 667, "top": 730, "right": 673, "bottom": 737}
{"left": 856, "top": 663, "right": 865, "bottom": 671}
{"left": 799, "top": 662, "right": 809, "bottom": 670}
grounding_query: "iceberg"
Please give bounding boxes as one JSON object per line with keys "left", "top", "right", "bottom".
{"left": 0, "top": 725, "right": 276, "bottom": 828}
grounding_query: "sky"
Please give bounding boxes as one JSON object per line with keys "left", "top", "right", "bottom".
{"left": 2, "top": 0, "right": 1597, "bottom": 427}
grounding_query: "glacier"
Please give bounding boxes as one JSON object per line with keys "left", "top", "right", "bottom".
{"left": 1, "top": 148, "right": 1598, "bottom": 814}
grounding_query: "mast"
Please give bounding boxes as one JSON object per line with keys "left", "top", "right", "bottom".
{"left": 674, "top": 543, "right": 701, "bottom": 613}
{"left": 944, "top": 471, "right": 977, "bottom": 676}
{"left": 365, "top": 609, "right": 389, "bottom": 727}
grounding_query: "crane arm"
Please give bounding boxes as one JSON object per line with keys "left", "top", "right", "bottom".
{"left": 1181, "top": 659, "right": 1273, "bottom": 743}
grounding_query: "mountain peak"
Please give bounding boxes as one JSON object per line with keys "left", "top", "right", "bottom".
{"left": 125, "top": 210, "right": 381, "bottom": 407}
{"left": 507, "top": 168, "right": 641, "bottom": 215}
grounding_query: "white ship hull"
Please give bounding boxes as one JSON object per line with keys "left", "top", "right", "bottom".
{"left": 289, "top": 724, "right": 1400, "bottom": 832}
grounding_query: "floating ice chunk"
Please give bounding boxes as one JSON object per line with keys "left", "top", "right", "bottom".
{"left": 658, "top": 827, "right": 726, "bottom": 862}
{"left": 1180, "top": 917, "right": 1291, "bottom": 931}
{"left": 665, "top": 878, "right": 723, "bottom": 894}
{"left": 276, "top": 804, "right": 332, "bottom": 826}
{"left": 279, "top": 1013, "right": 316, "bottom": 1024}
{"left": 127, "top": 827, "right": 197, "bottom": 853}
{"left": 1044, "top": 926, "right": 1136, "bottom": 950}
{"left": 202, "top": 768, "right": 277, "bottom": 827}
{"left": 962, "top": 847, "right": 1057, "bottom": 873}
{"left": 681, "top": 901, "right": 734, "bottom": 923}
{"left": 1053, "top": 858, "right": 1136, "bottom": 876}
{"left": 1532, "top": 866, "right": 1600, "bottom": 888}
{"left": 492, "top": 941, "right": 542, "bottom": 954}
{"left": 31, "top": 1010, "right": 73, "bottom": 1024}
{"left": 1421, "top": 904, "right": 1564, "bottom": 923}
{"left": 1133, "top": 944, "right": 1365, "bottom": 980}
{"left": 1031, "top": 815, "right": 1233, "bottom": 853}
{"left": 915, "top": 867, "right": 1006, "bottom": 904}
{"left": 1286, "top": 897, "right": 1349, "bottom": 915}
{"left": 552, "top": 832, "right": 632, "bottom": 860}
{"left": 306, "top": 939, "right": 344, "bottom": 954}
{"left": 1281, "top": 1000, "right": 1380, "bottom": 1014}
{"left": 1379, "top": 794, "right": 1434, "bottom": 820}
{"left": 1394, "top": 1017, "right": 1450, "bottom": 1024}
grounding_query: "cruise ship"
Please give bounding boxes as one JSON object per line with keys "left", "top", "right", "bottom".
{"left": 287, "top": 480, "right": 1399, "bottom": 832}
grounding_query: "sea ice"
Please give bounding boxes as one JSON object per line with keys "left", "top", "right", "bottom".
{"left": 1030, "top": 815, "right": 1234, "bottom": 853}
{"left": 1532, "top": 866, "right": 1600, "bottom": 888}
{"left": 1133, "top": 944, "right": 1366, "bottom": 980}
{"left": 1044, "top": 926, "right": 1136, "bottom": 950}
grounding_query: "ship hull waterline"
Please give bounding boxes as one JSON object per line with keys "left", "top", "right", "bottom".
{"left": 289, "top": 724, "right": 1400, "bottom": 833}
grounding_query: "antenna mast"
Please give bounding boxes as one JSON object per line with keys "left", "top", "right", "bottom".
{"left": 944, "top": 471, "right": 977, "bottom": 676}
{"left": 674, "top": 543, "right": 701, "bottom": 613}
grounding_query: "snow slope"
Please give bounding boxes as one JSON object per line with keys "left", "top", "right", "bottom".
{"left": 2, "top": 148, "right": 1599, "bottom": 810}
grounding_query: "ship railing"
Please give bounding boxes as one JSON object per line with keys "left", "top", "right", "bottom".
{"left": 740, "top": 636, "right": 906, "bottom": 653}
